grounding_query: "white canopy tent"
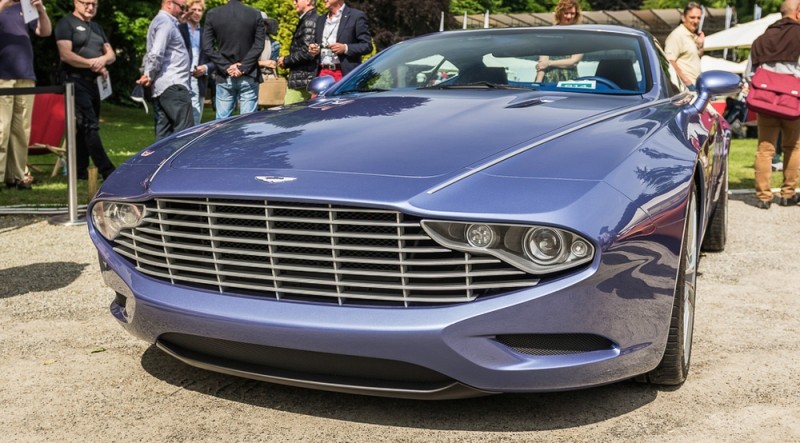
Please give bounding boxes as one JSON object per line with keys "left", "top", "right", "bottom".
{"left": 704, "top": 13, "right": 781, "bottom": 50}
{"left": 701, "top": 55, "right": 747, "bottom": 74}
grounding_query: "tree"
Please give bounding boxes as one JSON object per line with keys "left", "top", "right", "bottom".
{"left": 348, "top": 0, "right": 452, "bottom": 48}
{"left": 589, "top": 0, "right": 643, "bottom": 10}
{"left": 33, "top": 0, "right": 159, "bottom": 97}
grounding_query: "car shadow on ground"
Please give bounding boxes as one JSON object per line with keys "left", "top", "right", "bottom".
{"left": 0, "top": 214, "right": 43, "bottom": 232}
{"left": 0, "top": 261, "right": 87, "bottom": 299}
{"left": 140, "top": 345, "right": 660, "bottom": 431}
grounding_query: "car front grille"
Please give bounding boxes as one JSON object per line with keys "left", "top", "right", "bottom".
{"left": 112, "top": 198, "right": 538, "bottom": 306}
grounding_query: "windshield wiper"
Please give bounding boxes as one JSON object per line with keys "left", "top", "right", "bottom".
{"left": 422, "top": 82, "right": 529, "bottom": 90}
{"left": 336, "top": 88, "right": 390, "bottom": 95}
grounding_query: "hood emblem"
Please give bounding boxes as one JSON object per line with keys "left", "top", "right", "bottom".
{"left": 256, "top": 176, "right": 297, "bottom": 184}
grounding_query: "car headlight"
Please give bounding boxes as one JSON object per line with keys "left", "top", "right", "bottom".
{"left": 91, "top": 201, "right": 147, "bottom": 241}
{"left": 422, "top": 221, "right": 594, "bottom": 274}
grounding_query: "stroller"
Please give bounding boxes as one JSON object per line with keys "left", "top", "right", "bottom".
{"left": 723, "top": 95, "right": 749, "bottom": 139}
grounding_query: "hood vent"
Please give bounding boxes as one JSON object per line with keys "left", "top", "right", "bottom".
{"left": 505, "top": 95, "right": 565, "bottom": 109}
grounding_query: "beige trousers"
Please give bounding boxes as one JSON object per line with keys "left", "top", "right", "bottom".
{"left": 754, "top": 113, "right": 800, "bottom": 202}
{"left": 0, "top": 79, "right": 34, "bottom": 184}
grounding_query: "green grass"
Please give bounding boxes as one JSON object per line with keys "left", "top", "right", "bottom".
{"left": 0, "top": 103, "right": 217, "bottom": 208}
{"left": 0, "top": 104, "right": 775, "bottom": 209}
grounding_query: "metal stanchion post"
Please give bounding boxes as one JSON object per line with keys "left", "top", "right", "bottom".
{"left": 49, "top": 81, "right": 86, "bottom": 226}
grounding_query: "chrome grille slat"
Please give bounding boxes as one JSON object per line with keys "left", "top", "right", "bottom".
{"left": 114, "top": 199, "right": 539, "bottom": 306}
{"left": 120, "top": 233, "right": 494, "bottom": 266}
{"left": 130, "top": 264, "right": 535, "bottom": 293}
{"left": 126, "top": 228, "right": 446, "bottom": 253}
{"left": 116, "top": 243, "right": 525, "bottom": 279}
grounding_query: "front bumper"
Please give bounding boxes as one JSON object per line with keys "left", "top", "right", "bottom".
{"left": 95, "top": 225, "right": 677, "bottom": 399}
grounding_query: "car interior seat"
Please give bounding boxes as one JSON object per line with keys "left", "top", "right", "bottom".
{"left": 457, "top": 65, "right": 508, "bottom": 85}
{"left": 595, "top": 58, "right": 638, "bottom": 91}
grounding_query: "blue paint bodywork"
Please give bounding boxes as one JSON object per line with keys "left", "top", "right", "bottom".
{"left": 89, "top": 25, "right": 740, "bottom": 398}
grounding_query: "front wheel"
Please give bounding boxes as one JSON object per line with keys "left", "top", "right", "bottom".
{"left": 702, "top": 162, "right": 728, "bottom": 252}
{"left": 639, "top": 186, "right": 698, "bottom": 385}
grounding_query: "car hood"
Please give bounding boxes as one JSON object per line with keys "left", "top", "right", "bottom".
{"left": 169, "top": 90, "right": 642, "bottom": 178}
{"left": 133, "top": 90, "right": 651, "bottom": 209}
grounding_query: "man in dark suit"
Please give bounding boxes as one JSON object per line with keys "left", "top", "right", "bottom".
{"left": 179, "top": 0, "right": 215, "bottom": 125}
{"left": 202, "top": 0, "right": 264, "bottom": 118}
{"left": 308, "top": 0, "right": 371, "bottom": 81}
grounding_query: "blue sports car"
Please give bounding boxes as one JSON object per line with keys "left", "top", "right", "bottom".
{"left": 89, "top": 25, "right": 741, "bottom": 399}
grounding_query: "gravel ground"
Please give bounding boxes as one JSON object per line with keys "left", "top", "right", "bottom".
{"left": 1, "top": 194, "right": 799, "bottom": 442}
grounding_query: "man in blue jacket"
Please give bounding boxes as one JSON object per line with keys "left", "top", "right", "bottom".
{"left": 308, "top": 0, "right": 371, "bottom": 82}
{"left": 202, "top": 0, "right": 265, "bottom": 118}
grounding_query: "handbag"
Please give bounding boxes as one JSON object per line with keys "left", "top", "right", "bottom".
{"left": 746, "top": 67, "right": 800, "bottom": 119}
{"left": 258, "top": 69, "right": 288, "bottom": 107}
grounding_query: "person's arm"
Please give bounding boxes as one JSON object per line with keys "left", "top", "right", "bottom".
{"left": 56, "top": 40, "right": 92, "bottom": 70}
{"left": 32, "top": 0, "right": 51, "bottom": 37}
{"left": 669, "top": 59, "right": 694, "bottom": 89}
{"left": 281, "top": 16, "right": 317, "bottom": 68}
{"left": 141, "top": 19, "right": 169, "bottom": 82}
{"left": 202, "top": 14, "right": 228, "bottom": 72}
{"left": 95, "top": 42, "right": 115, "bottom": 78}
{"left": 0, "top": 0, "right": 13, "bottom": 13}
{"left": 696, "top": 31, "right": 705, "bottom": 57}
{"left": 239, "top": 16, "right": 266, "bottom": 75}
{"left": 542, "top": 54, "right": 582, "bottom": 70}
{"left": 331, "top": 11, "right": 370, "bottom": 57}
{"left": 535, "top": 55, "right": 549, "bottom": 82}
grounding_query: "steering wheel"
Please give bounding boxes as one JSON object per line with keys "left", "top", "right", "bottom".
{"left": 574, "top": 76, "right": 621, "bottom": 90}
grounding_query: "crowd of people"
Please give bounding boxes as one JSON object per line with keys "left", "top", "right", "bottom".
{"left": 0, "top": 0, "right": 371, "bottom": 190}
{"left": 2, "top": 0, "right": 799, "bottom": 208}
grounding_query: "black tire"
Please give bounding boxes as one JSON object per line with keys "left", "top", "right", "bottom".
{"left": 639, "top": 186, "right": 698, "bottom": 385}
{"left": 702, "top": 163, "right": 728, "bottom": 252}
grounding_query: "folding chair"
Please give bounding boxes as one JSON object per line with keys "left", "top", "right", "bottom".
{"left": 28, "top": 93, "right": 67, "bottom": 177}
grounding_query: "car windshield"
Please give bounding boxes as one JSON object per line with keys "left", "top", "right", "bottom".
{"left": 333, "top": 28, "right": 649, "bottom": 96}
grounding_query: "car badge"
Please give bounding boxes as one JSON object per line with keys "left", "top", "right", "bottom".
{"left": 256, "top": 176, "right": 297, "bottom": 184}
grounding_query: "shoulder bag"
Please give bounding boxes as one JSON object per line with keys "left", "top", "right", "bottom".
{"left": 258, "top": 69, "right": 288, "bottom": 107}
{"left": 746, "top": 67, "right": 800, "bottom": 120}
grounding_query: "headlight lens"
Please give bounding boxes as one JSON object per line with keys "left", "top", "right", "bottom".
{"left": 525, "top": 228, "right": 565, "bottom": 263}
{"left": 91, "top": 201, "right": 147, "bottom": 241}
{"left": 422, "top": 221, "right": 594, "bottom": 274}
{"left": 466, "top": 224, "right": 497, "bottom": 248}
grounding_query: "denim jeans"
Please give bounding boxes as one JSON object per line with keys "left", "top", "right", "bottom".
{"left": 215, "top": 75, "right": 258, "bottom": 119}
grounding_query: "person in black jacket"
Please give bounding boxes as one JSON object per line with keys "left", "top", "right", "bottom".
{"left": 202, "top": 0, "right": 265, "bottom": 118}
{"left": 308, "top": 0, "right": 371, "bottom": 81}
{"left": 278, "top": 0, "right": 319, "bottom": 104}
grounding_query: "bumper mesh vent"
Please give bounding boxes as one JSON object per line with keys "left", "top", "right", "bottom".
{"left": 112, "top": 198, "right": 538, "bottom": 306}
{"left": 496, "top": 334, "right": 614, "bottom": 356}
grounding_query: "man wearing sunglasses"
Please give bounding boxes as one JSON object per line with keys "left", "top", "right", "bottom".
{"left": 55, "top": 0, "right": 117, "bottom": 181}
{"left": 137, "top": 0, "right": 193, "bottom": 140}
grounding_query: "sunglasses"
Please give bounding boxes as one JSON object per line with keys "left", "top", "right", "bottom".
{"left": 77, "top": 0, "right": 97, "bottom": 8}
{"left": 171, "top": 0, "right": 188, "bottom": 12}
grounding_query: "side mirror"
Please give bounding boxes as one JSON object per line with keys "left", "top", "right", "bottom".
{"left": 687, "top": 70, "right": 742, "bottom": 114}
{"left": 308, "top": 75, "right": 336, "bottom": 97}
